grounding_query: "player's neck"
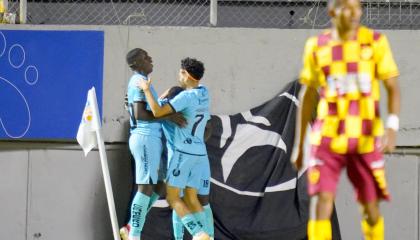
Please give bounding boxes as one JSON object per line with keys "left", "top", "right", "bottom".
{"left": 185, "top": 82, "right": 199, "bottom": 89}
{"left": 332, "top": 26, "right": 358, "bottom": 41}
{"left": 136, "top": 69, "right": 148, "bottom": 77}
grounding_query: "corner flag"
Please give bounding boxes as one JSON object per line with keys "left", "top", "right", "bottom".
{"left": 76, "top": 87, "right": 100, "bottom": 156}
{"left": 76, "top": 87, "right": 121, "bottom": 240}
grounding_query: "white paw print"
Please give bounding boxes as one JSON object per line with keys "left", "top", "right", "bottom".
{"left": 0, "top": 31, "right": 39, "bottom": 138}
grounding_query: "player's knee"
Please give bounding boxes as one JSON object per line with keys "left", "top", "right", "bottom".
{"left": 154, "top": 181, "right": 166, "bottom": 197}
{"left": 317, "top": 192, "right": 334, "bottom": 205}
{"left": 138, "top": 184, "right": 154, "bottom": 196}
{"left": 166, "top": 189, "right": 181, "bottom": 205}
{"left": 183, "top": 193, "right": 201, "bottom": 210}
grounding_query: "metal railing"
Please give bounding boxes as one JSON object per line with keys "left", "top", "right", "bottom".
{"left": 2, "top": 0, "right": 420, "bottom": 29}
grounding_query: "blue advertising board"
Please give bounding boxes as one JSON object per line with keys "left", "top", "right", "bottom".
{"left": 0, "top": 30, "right": 104, "bottom": 140}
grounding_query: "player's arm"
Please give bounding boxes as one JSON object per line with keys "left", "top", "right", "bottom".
{"left": 132, "top": 101, "right": 160, "bottom": 121}
{"left": 137, "top": 78, "right": 175, "bottom": 118}
{"left": 291, "top": 85, "right": 318, "bottom": 170}
{"left": 130, "top": 98, "right": 186, "bottom": 127}
{"left": 291, "top": 37, "right": 319, "bottom": 170}
{"left": 376, "top": 35, "right": 401, "bottom": 153}
{"left": 382, "top": 76, "right": 401, "bottom": 153}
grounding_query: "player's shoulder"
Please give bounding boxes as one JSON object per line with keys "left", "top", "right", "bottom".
{"left": 191, "top": 85, "right": 209, "bottom": 99}
{"left": 306, "top": 29, "right": 333, "bottom": 47}
{"left": 358, "top": 25, "right": 386, "bottom": 44}
{"left": 128, "top": 73, "right": 146, "bottom": 86}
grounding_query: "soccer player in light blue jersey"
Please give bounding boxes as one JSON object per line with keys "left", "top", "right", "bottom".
{"left": 160, "top": 86, "right": 214, "bottom": 240}
{"left": 138, "top": 58, "right": 212, "bottom": 240}
{"left": 121, "top": 48, "right": 185, "bottom": 240}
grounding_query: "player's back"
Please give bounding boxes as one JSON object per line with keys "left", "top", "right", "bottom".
{"left": 169, "top": 85, "right": 210, "bottom": 155}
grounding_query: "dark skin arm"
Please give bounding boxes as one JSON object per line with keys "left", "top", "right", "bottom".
{"left": 133, "top": 101, "right": 160, "bottom": 121}
{"left": 131, "top": 101, "right": 187, "bottom": 127}
{"left": 137, "top": 79, "right": 175, "bottom": 118}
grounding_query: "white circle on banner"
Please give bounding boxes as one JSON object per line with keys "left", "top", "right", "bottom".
{"left": 0, "top": 31, "right": 6, "bottom": 58}
{"left": 8, "top": 44, "right": 26, "bottom": 69}
{"left": 25, "top": 65, "right": 39, "bottom": 85}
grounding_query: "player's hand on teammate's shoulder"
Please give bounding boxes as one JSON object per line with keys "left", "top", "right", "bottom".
{"left": 381, "top": 128, "right": 397, "bottom": 153}
{"left": 136, "top": 78, "right": 152, "bottom": 91}
{"left": 168, "top": 112, "right": 187, "bottom": 127}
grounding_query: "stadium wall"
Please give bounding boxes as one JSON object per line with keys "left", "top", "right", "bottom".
{"left": 0, "top": 25, "right": 419, "bottom": 240}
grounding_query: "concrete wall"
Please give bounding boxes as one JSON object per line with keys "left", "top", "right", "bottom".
{"left": 0, "top": 25, "right": 419, "bottom": 239}
{"left": 0, "top": 143, "right": 132, "bottom": 240}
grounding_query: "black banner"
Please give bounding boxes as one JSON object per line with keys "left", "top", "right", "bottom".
{"left": 142, "top": 81, "right": 341, "bottom": 240}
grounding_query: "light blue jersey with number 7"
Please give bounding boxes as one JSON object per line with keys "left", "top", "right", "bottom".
{"left": 168, "top": 85, "right": 210, "bottom": 155}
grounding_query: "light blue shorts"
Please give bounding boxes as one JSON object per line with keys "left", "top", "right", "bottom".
{"left": 167, "top": 150, "right": 211, "bottom": 195}
{"left": 129, "top": 133, "right": 162, "bottom": 184}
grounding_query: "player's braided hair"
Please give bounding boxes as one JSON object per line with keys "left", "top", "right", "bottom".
{"left": 181, "top": 57, "right": 205, "bottom": 80}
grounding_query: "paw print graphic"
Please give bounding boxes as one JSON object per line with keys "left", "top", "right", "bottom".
{"left": 0, "top": 31, "right": 39, "bottom": 138}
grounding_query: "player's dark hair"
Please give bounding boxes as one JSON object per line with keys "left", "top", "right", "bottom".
{"left": 181, "top": 57, "right": 205, "bottom": 80}
{"left": 126, "top": 48, "right": 144, "bottom": 70}
{"left": 167, "top": 86, "right": 184, "bottom": 99}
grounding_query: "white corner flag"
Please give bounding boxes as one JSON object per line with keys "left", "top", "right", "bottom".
{"left": 77, "top": 88, "right": 100, "bottom": 156}
{"left": 76, "top": 87, "right": 121, "bottom": 240}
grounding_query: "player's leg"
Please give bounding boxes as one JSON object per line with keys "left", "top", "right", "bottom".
{"left": 308, "top": 192, "right": 334, "bottom": 240}
{"left": 360, "top": 201, "right": 383, "bottom": 240}
{"left": 307, "top": 148, "right": 345, "bottom": 240}
{"left": 167, "top": 186, "right": 208, "bottom": 239}
{"left": 147, "top": 138, "right": 166, "bottom": 211}
{"left": 182, "top": 156, "right": 212, "bottom": 237}
{"left": 172, "top": 191, "right": 185, "bottom": 240}
{"left": 148, "top": 180, "right": 165, "bottom": 210}
{"left": 166, "top": 151, "right": 209, "bottom": 240}
{"left": 197, "top": 156, "right": 214, "bottom": 239}
{"left": 347, "top": 153, "right": 389, "bottom": 240}
{"left": 127, "top": 134, "right": 161, "bottom": 240}
{"left": 165, "top": 145, "right": 184, "bottom": 240}
{"left": 120, "top": 147, "right": 137, "bottom": 240}
{"left": 148, "top": 143, "right": 167, "bottom": 211}
{"left": 198, "top": 195, "right": 214, "bottom": 240}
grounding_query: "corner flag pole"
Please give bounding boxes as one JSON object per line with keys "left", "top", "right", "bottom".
{"left": 90, "top": 88, "right": 121, "bottom": 240}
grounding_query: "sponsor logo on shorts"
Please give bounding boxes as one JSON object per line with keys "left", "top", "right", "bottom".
{"left": 172, "top": 152, "right": 183, "bottom": 177}
{"left": 184, "top": 138, "right": 192, "bottom": 144}
{"left": 143, "top": 145, "right": 149, "bottom": 172}
{"left": 173, "top": 169, "right": 181, "bottom": 177}
{"left": 308, "top": 168, "right": 320, "bottom": 184}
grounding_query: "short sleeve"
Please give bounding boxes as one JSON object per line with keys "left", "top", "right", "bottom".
{"left": 169, "top": 91, "right": 191, "bottom": 112}
{"left": 299, "top": 37, "right": 320, "bottom": 88}
{"left": 375, "top": 35, "right": 399, "bottom": 80}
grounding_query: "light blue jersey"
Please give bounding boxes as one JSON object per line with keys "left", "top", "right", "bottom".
{"left": 127, "top": 73, "right": 161, "bottom": 137}
{"left": 169, "top": 86, "right": 210, "bottom": 155}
